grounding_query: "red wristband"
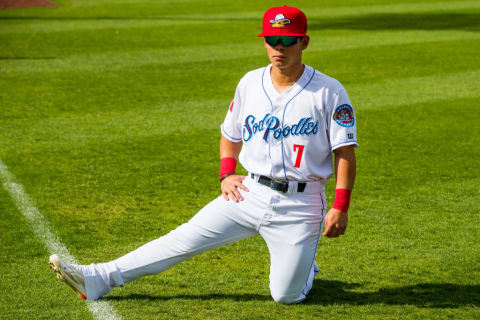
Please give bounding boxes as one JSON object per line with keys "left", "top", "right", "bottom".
{"left": 219, "top": 157, "right": 237, "bottom": 180}
{"left": 332, "top": 189, "right": 352, "bottom": 212}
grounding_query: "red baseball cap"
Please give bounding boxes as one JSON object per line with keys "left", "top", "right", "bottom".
{"left": 257, "top": 5, "right": 308, "bottom": 37}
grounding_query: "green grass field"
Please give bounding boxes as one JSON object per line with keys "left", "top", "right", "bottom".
{"left": 1, "top": 0, "right": 480, "bottom": 319}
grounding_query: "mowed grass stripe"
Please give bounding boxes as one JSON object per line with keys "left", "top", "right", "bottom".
{"left": 3, "top": 0, "right": 475, "bottom": 20}
{"left": 67, "top": 0, "right": 199, "bottom": 7}
{"left": 0, "top": 69, "right": 478, "bottom": 155}
{"left": 0, "top": 18, "right": 208, "bottom": 34}
{"left": 3, "top": 31, "right": 480, "bottom": 73}
{"left": 351, "top": 70, "right": 480, "bottom": 110}
{"left": 165, "top": 1, "right": 480, "bottom": 20}
{"left": 3, "top": 10, "right": 479, "bottom": 35}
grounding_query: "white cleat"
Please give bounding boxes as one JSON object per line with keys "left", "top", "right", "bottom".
{"left": 49, "top": 254, "right": 87, "bottom": 300}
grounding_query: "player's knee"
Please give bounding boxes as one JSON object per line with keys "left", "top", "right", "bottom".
{"left": 270, "top": 291, "right": 302, "bottom": 304}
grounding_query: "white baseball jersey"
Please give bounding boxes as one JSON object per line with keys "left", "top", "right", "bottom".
{"left": 221, "top": 64, "right": 358, "bottom": 181}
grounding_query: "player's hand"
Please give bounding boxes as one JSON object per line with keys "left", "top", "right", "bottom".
{"left": 221, "top": 175, "right": 249, "bottom": 203}
{"left": 322, "top": 208, "right": 348, "bottom": 238}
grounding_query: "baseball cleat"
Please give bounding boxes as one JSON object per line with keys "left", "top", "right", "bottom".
{"left": 49, "top": 254, "right": 87, "bottom": 300}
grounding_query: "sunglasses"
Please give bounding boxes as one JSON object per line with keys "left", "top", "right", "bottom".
{"left": 265, "top": 36, "right": 300, "bottom": 47}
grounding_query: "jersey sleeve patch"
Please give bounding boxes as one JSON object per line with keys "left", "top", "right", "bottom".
{"left": 229, "top": 100, "right": 234, "bottom": 112}
{"left": 333, "top": 104, "right": 355, "bottom": 127}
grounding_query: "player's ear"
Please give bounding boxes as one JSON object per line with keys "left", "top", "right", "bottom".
{"left": 301, "top": 36, "right": 310, "bottom": 50}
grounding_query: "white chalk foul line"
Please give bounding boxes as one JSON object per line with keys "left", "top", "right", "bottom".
{"left": 0, "top": 158, "right": 122, "bottom": 320}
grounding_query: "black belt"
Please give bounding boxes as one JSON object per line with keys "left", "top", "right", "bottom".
{"left": 251, "top": 174, "right": 306, "bottom": 193}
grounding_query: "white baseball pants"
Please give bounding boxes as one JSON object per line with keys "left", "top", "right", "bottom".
{"left": 81, "top": 175, "right": 326, "bottom": 304}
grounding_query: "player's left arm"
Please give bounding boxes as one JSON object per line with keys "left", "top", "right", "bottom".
{"left": 322, "top": 145, "right": 356, "bottom": 238}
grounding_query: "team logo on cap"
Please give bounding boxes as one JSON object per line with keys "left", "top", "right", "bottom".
{"left": 333, "top": 104, "right": 355, "bottom": 127}
{"left": 270, "top": 14, "right": 291, "bottom": 27}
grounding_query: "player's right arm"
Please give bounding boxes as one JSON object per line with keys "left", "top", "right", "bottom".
{"left": 219, "top": 136, "right": 249, "bottom": 202}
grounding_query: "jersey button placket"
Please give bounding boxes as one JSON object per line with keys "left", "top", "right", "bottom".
{"left": 268, "top": 106, "right": 280, "bottom": 178}
{"left": 274, "top": 97, "right": 282, "bottom": 108}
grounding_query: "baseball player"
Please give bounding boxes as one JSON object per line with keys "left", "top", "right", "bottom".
{"left": 49, "top": 5, "right": 357, "bottom": 304}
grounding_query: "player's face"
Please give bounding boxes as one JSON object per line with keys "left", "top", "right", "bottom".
{"left": 264, "top": 36, "right": 309, "bottom": 70}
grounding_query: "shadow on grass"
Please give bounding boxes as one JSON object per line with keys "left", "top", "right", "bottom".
{"left": 309, "top": 13, "right": 480, "bottom": 32}
{"left": 104, "top": 292, "right": 271, "bottom": 302}
{"left": 307, "top": 280, "right": 480, "bottom": 308}
{"left": 104, "top": 280, "right": 480, "bottom": 308}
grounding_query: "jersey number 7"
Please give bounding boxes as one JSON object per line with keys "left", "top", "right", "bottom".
{"left": 293, "top": 144, "right": 304, "bottom": 168}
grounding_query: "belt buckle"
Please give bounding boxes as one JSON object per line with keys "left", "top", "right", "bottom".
{"left": 272, "top": 179, "right": 288, "bottom": 193}
{"left": 267, "top": 177, "right": 288, "bottom": 193}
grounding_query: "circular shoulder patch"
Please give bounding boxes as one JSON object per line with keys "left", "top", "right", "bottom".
{"left": 333, "top": 104, "right": 355, "bottom": 127}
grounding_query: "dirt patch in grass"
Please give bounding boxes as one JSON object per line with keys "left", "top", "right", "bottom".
{"left": 0, "top": 0, "right": 57, "bottom": 9}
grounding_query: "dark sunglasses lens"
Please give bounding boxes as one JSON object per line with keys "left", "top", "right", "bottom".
{"left": 282, "top": 36, "right": 298, "bottom": 46}
{"left": 266, "top": 36, "right": 298, "bottom": 47}
{"left": 266, "top": 36, "right": 281, "bottom": 46}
